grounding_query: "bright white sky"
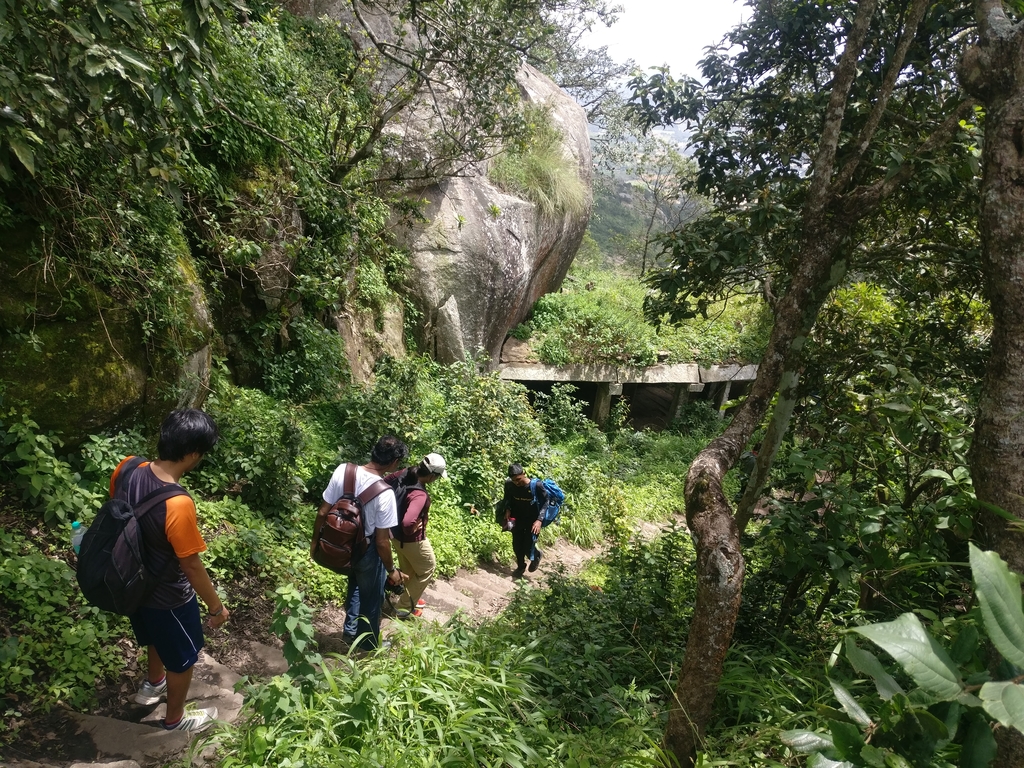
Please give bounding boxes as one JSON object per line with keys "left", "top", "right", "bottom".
{"left": 584, "top": 0, "right": 748, "bottom": 80}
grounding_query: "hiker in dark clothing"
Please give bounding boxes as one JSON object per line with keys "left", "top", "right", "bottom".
{"left": 500, "top": 463, "right": 548, "bottom": 579}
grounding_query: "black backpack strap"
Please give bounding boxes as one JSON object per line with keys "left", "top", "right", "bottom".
{"left": 113, "top": 456, "right": 147, "bottom": 500}
{"left": 133, "top": 485, "right": 189, "bottom": 520}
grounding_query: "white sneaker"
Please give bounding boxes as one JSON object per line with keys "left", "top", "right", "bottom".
{"left": 132, "top": 678, "right": 167, "bottom": 706}
{"left": 164, "top": 705, "right": 218, "bottom": 732}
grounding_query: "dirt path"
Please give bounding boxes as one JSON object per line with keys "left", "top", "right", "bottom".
{"left": 4, "top": 535, "right": 606, "bottom": 768}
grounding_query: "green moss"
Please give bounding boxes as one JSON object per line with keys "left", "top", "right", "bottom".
{"left": 0, "top": 220, "right": 212, "bottom": 439}
{"left": 1, "top": 317, "right": 148, "bottom": 439}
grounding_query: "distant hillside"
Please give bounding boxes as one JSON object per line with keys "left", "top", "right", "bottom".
{"left": 585, "top": 175, "right": 702, "bottom": 273}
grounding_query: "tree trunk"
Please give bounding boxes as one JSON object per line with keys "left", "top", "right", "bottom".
{"left": 664, "top": 228, "right": 849, "bottom": 766}
{"left": 962, "top": 3, "right": 1024, "bottom": 764}
{"left": 661, "top": 2, "right": 951, "bottom": 762}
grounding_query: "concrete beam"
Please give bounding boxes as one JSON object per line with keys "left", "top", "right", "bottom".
{"left": 593, "top": 382, "right": 611, "bottom": 426}
{"left": 699, "top": 364, "right": 759, "bottom": 383}
{"left": 498, "top": 363, "right": 618, "bottom": 382}
{"left": 498, "top": 362, "right": 705, "bottom": 384}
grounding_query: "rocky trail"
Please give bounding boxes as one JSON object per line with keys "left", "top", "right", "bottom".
{"left": 1, "top": 537, "right": 597, "bottom": 768}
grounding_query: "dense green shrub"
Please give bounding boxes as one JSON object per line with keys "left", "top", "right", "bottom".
{"left": 326, "top": 356, "right": 546, "bottom": 509}
{"left": 493, "top": 526, "right": 696, "bottom": 728}
{"left": 213, "top": 618, "right": 665, "bottom": 767}
{"left": 0, "top": 531, "right": 127, "bottom": 714}
{"left": 193, "top": 374, "right": 307, "bottom": 516}
{"left": 521, "top": 263, "right": 772, "bottom": 367}
{"left": 533, "top": 383, "right": 595, "bottom": 443}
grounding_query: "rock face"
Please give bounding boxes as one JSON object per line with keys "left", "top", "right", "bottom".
{"left": 398, "top": 65, "right": 592, "bottom": 366}
{"left": 0, "top": 224, "right": 213, "bottom": 442}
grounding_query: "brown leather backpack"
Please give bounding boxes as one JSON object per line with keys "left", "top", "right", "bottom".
{"left": 312, "top": 463, "right": 391, "bottom": 575}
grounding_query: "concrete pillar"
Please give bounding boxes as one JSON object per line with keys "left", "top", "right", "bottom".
{"left": 669, "top": 383, "right": 689, "bottom": 421}
{"left": 717, "top": 380, "right": 732, "bottom": 419}
{"left": 593, "top": 382, "right": 612, "bottom": 426}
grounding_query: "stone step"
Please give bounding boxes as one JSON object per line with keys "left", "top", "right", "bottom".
{"left": 461, "top": 565, "right": 518, "bottom": 593}
{"left": 448, "top": 574, "right": 507, "bottom": 602}
{"left": 71, "top": 651, "right": 244, "bottom": 768}
{"left": 71, "top": 714, "right": 191, "bottom": 766}
{"left": 420, "top": 578, "right": 475, "bottom": 616}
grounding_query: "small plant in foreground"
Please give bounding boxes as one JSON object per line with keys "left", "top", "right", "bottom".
{"left": 781, "top": 544, "right": 1024, "bottom": 767}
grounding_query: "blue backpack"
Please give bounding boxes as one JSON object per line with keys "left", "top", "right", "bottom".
{"left": 530, "top": 478, "right": 566, "bottom": 527}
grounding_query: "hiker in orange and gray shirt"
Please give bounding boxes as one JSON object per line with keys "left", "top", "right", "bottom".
{"left": 112, "top": 409, "right": 227, "bottom": 732}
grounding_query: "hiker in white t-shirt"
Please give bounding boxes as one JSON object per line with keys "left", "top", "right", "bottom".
{"left": 315, "top": 436, "right": 409, "bottom": 650}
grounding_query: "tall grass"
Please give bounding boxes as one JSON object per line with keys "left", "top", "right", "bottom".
{"left": 698, "top": 641, "right": 834, "bottom": 767}
{"left": 489, "top": 107, "right": 588, "bottom": 217}
{"left": 208, "top": 620, "right": 667, "bottom": 767}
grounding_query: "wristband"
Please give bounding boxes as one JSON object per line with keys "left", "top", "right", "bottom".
{"left": 209, "top": 605, "right": 225, "bottom": 617}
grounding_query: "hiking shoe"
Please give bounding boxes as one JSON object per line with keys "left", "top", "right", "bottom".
{"left": 132, "top": 677, "right": 167, "bottom": 706}
{"left": 512, "top": 566, "right": 526, "bottom": 580}
{"left": 529, "top": 549, "right": 543, "bottom": 572}
{"left": 416, "top": 598, "right": 426, "bottom": 608}
{"left": 164, "top": 705, "right": 218, "bottom": 732}
{"left": 397, "top": 607, "right": 423, "bottom": 620}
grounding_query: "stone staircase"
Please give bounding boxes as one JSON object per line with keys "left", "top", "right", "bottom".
{"left": 2, "top": 538, "right": 595, "bottom": 768}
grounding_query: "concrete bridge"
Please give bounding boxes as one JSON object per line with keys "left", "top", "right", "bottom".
{"left": 497, "top": 361, "right": 759, "bottom": 428}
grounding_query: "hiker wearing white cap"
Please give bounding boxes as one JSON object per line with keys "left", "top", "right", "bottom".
{"left": 385, "top": 453, "right": 447, "bottom": 618}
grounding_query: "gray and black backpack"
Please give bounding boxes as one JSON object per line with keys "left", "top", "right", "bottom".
{"left": 76, "top": 457, "right": 186, "bottom": 615}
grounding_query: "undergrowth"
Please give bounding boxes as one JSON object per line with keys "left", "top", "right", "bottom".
{"left": 512, "top": 262, "right": 772, "bottom": 366}
{"left": 0, "top": 358, "right": 707, "bottom": 728}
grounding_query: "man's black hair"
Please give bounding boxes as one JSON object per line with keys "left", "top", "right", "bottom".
{"left": 371, "top": 435, "right": 409, "bottom": 466}
{"left": 508, "top": 463, "right": 524, "bottom": 478}
{"left": 157, "top": 409, "right": 219, "bottom": 462}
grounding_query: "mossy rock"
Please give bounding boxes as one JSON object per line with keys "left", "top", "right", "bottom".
{"left": 1, "top": 316, "right": 149, "bottom": 437}
{"left": 0, "top": 224, "right": 213, "bottom": 441}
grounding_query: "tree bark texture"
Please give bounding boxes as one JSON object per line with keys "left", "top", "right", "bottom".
{"left": 963, "top": 3, "right": 1024, "bottom": 764}
{"left": 664, "top": 3, "right": 957, "bottom": 763}
{"left": 664, "top": 229, "right": 849, "bottom": 766}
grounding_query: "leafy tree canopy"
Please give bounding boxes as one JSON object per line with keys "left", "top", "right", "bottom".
{"left": 627, "top": 0, "right": 981, "bottom": 323}
{"left": 0, "top": 0, "right": 243, "bottom": 181}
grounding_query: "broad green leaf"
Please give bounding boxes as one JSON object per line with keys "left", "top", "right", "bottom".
{"left": 845, "top": 637, "right": 904, "bottom": 700}
{"left": 878, "top": 402, "right": 912, "bottom": 413}
{"left": 8, "top": 137, "right": 35, "bottom": 175}
{"left": 808, "top": 755, "right": 853, "bottom": 768}
{"left": 959, "top": 713, "right": 997, "bottom": 768}
{"left": 920, "top": 468, "right": 953, "bottom": 481}
{"left": 829, "top": 678, "right": 872, "bottom": 727}
{"left": 853, "top": 613, "right": 962, "bottom": 700}
{"left": 950, "top": 625, "right": 980, "bottom": 665}
{"left": 859, "top": 745, "right": 886, "bottom": 768}
{"left": 980, "top": 681, "right": 1024, "bottom": 734}
{"left": 911, "top": 708, "right": 950, "bottom": 743}
{"left": 829, "top": 720, "right": 865, "bottom": 760}
{"left": 780, "top": 729, "right": 834, "bottom": 753}
{"left": 970, "top": 544, "right": 1024, "bottom": 668}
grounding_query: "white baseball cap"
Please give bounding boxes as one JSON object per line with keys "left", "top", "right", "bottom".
{"left": 422, "top": 453, "right": 448, "bottom": 478}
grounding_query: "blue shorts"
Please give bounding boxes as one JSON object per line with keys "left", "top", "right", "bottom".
{"left": 129, "top": 596, "right": 204, "bottom": 673}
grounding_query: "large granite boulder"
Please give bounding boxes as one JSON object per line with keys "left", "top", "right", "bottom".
{"left": 398, "top": 64, "right": 592, "bottom": 366}
{"left": 284, "top": 1, "right": 592, "bottom": 368}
